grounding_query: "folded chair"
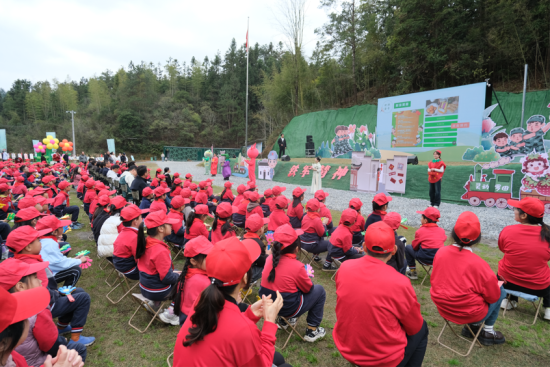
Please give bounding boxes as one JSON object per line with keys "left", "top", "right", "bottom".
{"left": 278, "top": 315, "right": 305, "bottom": 350}
{"left": 418, "top": 260, "right": 433, "bottom": 286}
{"left": 299, "top": 248, "right": 322, "bottom": 269}
{"left": 128, "top": 294, "right": 168, "bottom": 333}
{"left": 167, "top": 352, "right": 173, "bottom": 367}
{"left": 106, "top": 270, "right": 140, "bottom": 304}
{"left": 166, "top": 241, "right": 184, "bottom": 263}
{"left": 437, "top": 318, "right": 485, "bottom": 357}
{"left": 331, "top": 259, "right": 342, "bottom": 281}
{"left": 501, "top": 290, "right": 544, "bottom": 325}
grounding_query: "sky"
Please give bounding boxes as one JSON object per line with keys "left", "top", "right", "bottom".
{"left": 0, "top": 0, "right": 329, "bottom": 91}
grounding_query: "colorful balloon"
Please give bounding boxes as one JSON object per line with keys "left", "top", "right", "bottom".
{"left": 46, "top": 135, "right": 53, "bottom": 140}
{"left": 46, "top": 143, "right": 53, "bottom": 149}
{"left": 53, "top": 144, "right": 59, "bottom": 149}
{"left": 42, "top": 138, "right": 48, "bottom": 144}
{"left": 54, "top": 138, "right": 59, "bottom": 144}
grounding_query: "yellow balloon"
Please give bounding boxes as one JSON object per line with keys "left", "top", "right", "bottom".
{"left": 46, "top": 143, "right": 53, "bottom": 150}
{"left": 46, "top": 135, "right": 53, "bottom": 140}
{"left": 42, "top": 138, "right": 49, "bottom": 144}
{"left": 54, "top": 138, "right": 59, "bottom": 144}
{"left": 53, "top": 144, "right": 59, "bottom": 149}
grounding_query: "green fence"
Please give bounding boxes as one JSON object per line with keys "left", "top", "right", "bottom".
{"left": 163, "top": 146, "right": 242, "bottom": 161}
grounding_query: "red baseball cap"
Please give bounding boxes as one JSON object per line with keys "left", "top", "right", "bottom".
{"left": 275, "top": 196, "right": 288, "bottom": 209}
{"left": 154, "top": 187, "right": 170, "bottom": 197}
{"left": 180, "top": 188, "right": 191, "bottom": 198}
{"left": 98, "top": 189, "right": 116, "bottom": 197}
{"left": 156, "top": 168, "right": 162, "bottom": 172}
{"left": 454, "top": 211, "right": 481, "bottom": 244}
{"left": 144, "top": 210, "right": 180, "bottom": 229}
{"left": 81, "top": 175, "right": 89, "bottom": 181}
{"left": 272, "top": 186, "right": 286, "bottom": 195}
{"left": 58, "top": 181, "right": 70, "bottom": 190}
{"left": 98, "top": 195, "right": 110, "bottom": 207}
{"left": 199, "top": 181, "right": 207, "bottom": 189}
{"left": 182, "top": 181, "right": 190, "bottom": 188}
{"left": 184, "top": 236, "right": 214, "bottom": 258}
{"left": 340, "top": 208, "right": 358, "bottom": 225}
{"left": 15, "top": 176, "right": 24, "bottom": 182}
{"left": 416, "top": 207, "right": 440, "bottom": 222}
{"left": 189, "top": 183, "right": 198, "bottom": 191}
{"left": 185, "top": 173, "right": 192, "bottom": 179}
{"left": 34, "top": 196, "right": 54, "bottom": 206}
{"left": 36, "top": 216, "right": 72, "bottom": 232}
{"left": 14, "top": 207, "right": 47, "bottom": 222}
{"left": 245, "top": 214, "right": 269, "bottom": 233}
{"left": 6, "top": 226, "right": 52, "bottom": 253}
{"left": 364, "top": 221, "right": 395, "bottom": 254}
{"left": 17, "top": 197, "right": 38, "bottom": 210}
{"left": 508, "top": 197, "right": 544, "bottom": 218}
{"left": 247, "top": 181, "right": 257, "bottom": 190}
{"left": 95, "top": 183, "right": 106, "bottom": 190}
{"left": 306, "top": 199, "right": 320, "bottom": 212}
{"left": 237, "top": 184, "right": 247, "bottom": 194}
{"left": 195, "top": 204, "right": 214, "bottom": 218}
{"left": 157, "top": 174, "right": 165, "bottom": 180}
{"left": 314, "top": 190, "right": 329, "bottom": 201}
{"left": 349, "top": 198, "right": 363, "bottom": 210}
{"left": 174, "top": 178, "right": 182, "bottom": 185}
{"left": 150, "top": 179, "right": 158, "bottom": 187}
{"left": 292, "top": 187, "right": 306, "bottom": 197}
{"left": 173, "top": 173, "right": 180, "bottom": 178}
{"left": 120, "top": 204, "right": 149, "bottom": 222}
{"left": 263, "top": 189, "right": 272, "bottom": 197}
{"left": 216, "top": 202, "right": 232, "bottom": 218}
{"left": 0, "top": 183, "right": 12, "bottom": 191}
{"left": 373, "top": 193, "right": 392, "bottom": 206}
{"left": 224, "top": 182, "right": 233, "bottom": 189}
{"left": 110, "top": 196, "right": 127, "bottom": 209}
{"left": 142, "top": 187, "right": 154, "bottom": 197}
{"left": 0, "top": 258, "right": 50, "bottom": 290}
{"left": 206, "top": 237, "right": 261, "bottom": 286}
{"left": 248, "top": 191, "right": 260, "bottom": 202}
{"left": 85, "top": 180, "right": 96, "bottom": 189}
{"left": 0, "top": 286, "right": 51, "bottom": 334}
{"left": 274, "top": 224, "right": 303, "bottom": 248}
{"left": 383, "top": 212, "right": 402, "bottom": 230}
{"left": 171, "top": 196, "right": 185, "bottom": 209}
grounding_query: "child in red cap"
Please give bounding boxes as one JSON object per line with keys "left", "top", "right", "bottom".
{"left": 498, "top": 197, "right": 550, "bottom": 320}
{"left": 260, "top": 224, "right": 327, "bottom": 342}
{"left": 0, "top": 183, "right": 15, "bottom": 222}
{"left": 232, "top": 190, "right": 250, "bottom": 228}
{"left": 210, "top": 202, "right": 237, "bottom": 245}
{"left": 113, "top": 204, "right": 148, "bottom": 281}
{"left": 260, "top": 189, "right": 273, "bottom": 217}
{"left": 325, "top": 208, "right": 364, "bottom": 271}
{"left": 164, "top": 196, "right": 187, "bottom": 247}
{"left": 364, "top": 193, "right": 392, "bottom": 232}
{"left": 431, "top": 211, "right": 506, "bottom": 346}
{"left": 267, "top": 196, "right": 291, "bottom": 232}
{"left": 173, "top": 237, "right": 287, "bottom": 367}
{"left": 219, "top": 181, "right": 235, "bottom": 204}
{"left": 334, "top": 221, "right": 427, "bottom": 367}
{"left": 150, "top": 187, "right": 170, "bottom": 214}
{"left": 287, "top": 187, "right": 306, "bottom": 229}
{"left": 183, "top": 204, "right": 212, "bottom": 245}
{"left": 139, "top": 186, "right": 154, "bottom": 215}
{"left": 136, "top": 211, "right": 181, "bottom": 315}
{"left": 346, "top": 198, "right": 367, "bottom": 246}
{"left": 241, "top": 214, "right": 270, "bottom": 282}
{"left": 301, "top": 199, "right": 332, "bottom": 266}
{"left": 383, "top": 212, "right": 407, "bottom": 274}
{"left": 245, "top": 191, "right": 263, "bottom": 219}
{"left": 52, "top": 181, "right": 83, "bottom": 230}
{"left": 76, "top": 174, "right": 88, "bottom": 201}
{"left": 405, "top": 206, "right": 447, "bottom": 280}
{"left": 170, "top": 178, "right": 183, "bottom": 197}
{"left": 166, "top": 237, "right": 214, "bottom": 326}
{"left": 232, "top": 184, "right": 247, "bottom": 207}
{"left": 314, "top": 190, "right": 334, "bottom": 234}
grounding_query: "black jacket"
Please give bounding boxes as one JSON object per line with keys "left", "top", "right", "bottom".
{"left": 130, "top": 176, "right": 148, "bottom": 199}
{"left": 277, "top": 137, "right": 287, "bottom": 148}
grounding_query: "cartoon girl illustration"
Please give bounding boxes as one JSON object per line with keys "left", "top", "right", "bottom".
{"left": 521, "top": 153, "right": 549, "bottom": 182}
{"left": 331, "top": 125, "right": 354, "bottom": 158}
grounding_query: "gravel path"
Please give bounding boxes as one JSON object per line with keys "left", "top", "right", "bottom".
{"left": 156, "top": 161, "right": 514, "bottom": 243}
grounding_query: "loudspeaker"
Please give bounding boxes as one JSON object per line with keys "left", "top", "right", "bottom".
{"left": 305, "top": 149, "right": 316, "bottom": 157}
{"left": 305, "top": 142, "right": 315, "bottom": 149}
{"left": 281, "top": 155, "right": 291, "bottom": 161}
{"left": 407, "top": 155, "right": 418, "bottom": 165}
{"left": 306, "top": 135, "right": 313, "bottom": 143}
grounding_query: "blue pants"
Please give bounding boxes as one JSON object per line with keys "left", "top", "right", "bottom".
{"left": 405, "top": 245, "right": 435, "bottom": 268}
{"left": 54, "top": 265, "right": 82, "bottom": 288}
{"left": 179, "top": 312, "right": 188, "bottom": 326}
{"left": 302, "top": 239, "right": 332, "bottom": 261}
{"left": 476, "top": 286, "right": 507, "bottom": 326}
{"left": 429, "top": 180, "right": 442, "bottom": 207}
{"left": 0, "top": 221, "right": 11, "bottom": 241}
{"left": 55, "top": 205, "right": 79, "bottom": 222}
{"left": 50, "top": 288, "right": 91, "bottom": 331}
{"left": 140, "top": 285, "right": 172, "bottom": 302}
{"left": 290, "top": 284, "right": 326, "bottom": 327}
{"left": 397, "top": 320, "right": 429, "bottom": 367}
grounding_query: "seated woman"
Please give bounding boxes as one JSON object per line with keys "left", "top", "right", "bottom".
{"left": 498, "top": 198, "right": 550, "bottom": 320}
{"left": 173, "top": 237, "right": 291, "bottom": 367}
{"left": 431, "top": 211, "right": 507, "bottom": 346}
{"left": 259, "top": 224, "right": 327, "bottom": 342}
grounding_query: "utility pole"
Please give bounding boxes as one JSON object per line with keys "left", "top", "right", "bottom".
{"left": 66, "top": 110, "right": 76, "bottom": 157}
{"left": 245, "top": 17, "right": 249, "bottom": 150}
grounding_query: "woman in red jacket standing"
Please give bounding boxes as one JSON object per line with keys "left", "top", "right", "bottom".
{"left": 499, "top": 198, "right": 550, "bottom": 320}
{"left": 428, "top": 150, "right": 446, "bottom": 208}
{"left": 173, "top": 237, "right": 290, "bottom": 367}
{"left": 431, "top": 212, "right": 506, "bottom": 346}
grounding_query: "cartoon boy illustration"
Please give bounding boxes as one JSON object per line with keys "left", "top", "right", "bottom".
{"left": 493, "top": 132, "right": 512, "bottom": 157}
{"left": 331, "top": 125, "right": 353, "bottom": 157}
{"left": 267, "top": 151, "right": 278, "bottom": 178}
{"left": 391, "top": 137, "right": 397, "bottom": 148}
{"left": 414, "top": 135, "right": 421, "bottom": 146}
{"left": 523, "top": 115, "right": 550, "bottom": 154}
{"left": 508, "top": 127, "right": 527, "bottom": 155}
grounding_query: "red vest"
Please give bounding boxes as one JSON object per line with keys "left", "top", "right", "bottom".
{"left": 428, "top": 160, "right": 446, "bottom": 183}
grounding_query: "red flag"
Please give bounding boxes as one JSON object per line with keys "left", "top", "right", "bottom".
{"left": 246, "top": 30, "right": 248, "bottom": 52}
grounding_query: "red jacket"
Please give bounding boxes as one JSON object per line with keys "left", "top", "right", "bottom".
{"left": 83, "top": 189, "right": 97, "bottom": 204}
{"left": 137, "top": 237, "right": 178, "bottom": 291}
{"left": 150, "top": 199, "right": 167, "bottom": 213}
{"left": 195, "top": 191, "right": 208, "bottom": 205}
{"left": 411, "top": 223, "right": 447, "bottom": 251}
{"left": 330, "top": 225, "right": 354, "bottom": 254}
{"left": 246, "top": 204, "right": 264, "bottom": 219}
{"left": 348, "top": 212, "right": 365, "bottom": 233}
{"left": 174, "top": 301, "right": 277, "bottom": 367}
{"left": 52, "top": 190, "right": 69, "bottom": 208}
{"left": 10, "top": 351, "right": 31, "bottom": 367}
{"left": 222, "top": 190, "right": 234, "bottom": 201}
{"left": 12, "top": 183, "right": 27, "bottom": 196}
{"left": 233, "top": 194, "right": 244, "bottom": 207}
{"left": 267, "top": 208, "right": 289, "bottom": 231}
{"left": 184, "top": 218, "right": 209, "bottom": 240}
{"left": 76, "top": 180, "right": 85, "bottom": 194}
{"left": 319, "top": 203, "right": 332, "bottom": 223}
{"left": 171, "top": 187, "right": 182, "bottom": 197}
{"left": 166, "top": 210, "right": 184, "bottom": 233}
{"left": 113, "top": 227, "right": 138, "bottom": 259}
{"left": 286, "top": 202, "right": 304, "bottom": 220}
{"left": 431, "top": 245, "right": 501, "bottom": 324}
{"left": 334, "top": 256, "right": 423, "bottom": 367}
{"left": 498, "top": 224, "right": 550, "bottom": 289}
{"left": 261, "top": 254, "right": 312, "bottom": 294}
{"left": 301, "top": 212, "right": 325, "bottom": 237}
{"left": 180, "top": 272, "right": 210, "bottom": 316}
{"left": 34, "top": 308, "right": 58, "bottom": 351}
{"left": 210, "top": 219, "right": 236, "bottom": 245}
{"left": 236, "top": 199, "right": 250, "bottom": 216}
{"left": 428, "top": 160, "right": 446, "bottom": 183}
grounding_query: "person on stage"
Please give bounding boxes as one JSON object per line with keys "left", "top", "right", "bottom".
{"left": 311, "top": 157, "right": 322, "bottom": 192}
{"left": 277, "top": 134, "right": 287, "bottom": 157}
{"left": 428, "top": 150, "right": 446, "bottom": 208}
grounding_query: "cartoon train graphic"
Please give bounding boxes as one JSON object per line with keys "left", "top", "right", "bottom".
{"left": 461, "top": 164, "right": 550, "bottom": 213}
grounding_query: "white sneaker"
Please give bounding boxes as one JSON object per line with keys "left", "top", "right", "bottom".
{"left": 143, "top": 300, "right": 160, "bottom": 314}
{"left": 500, "top": 299, "right": 517, "bottom": 310}
{"left": 544, "top": 307, "right": 550, "bottom": 321}
{"left": 304, "top": 326, "right": 326, "bottom": 342}
{"left": 158, "top": 309, "right": 180, "bottom": 326}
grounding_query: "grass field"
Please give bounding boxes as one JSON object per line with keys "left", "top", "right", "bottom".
{"left": 65, "top": 184, "right": 550, "bottom": 367}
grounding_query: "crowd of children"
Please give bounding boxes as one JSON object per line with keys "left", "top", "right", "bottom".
{"left": 1, "top": 153, "right": 550, "bottom": 367}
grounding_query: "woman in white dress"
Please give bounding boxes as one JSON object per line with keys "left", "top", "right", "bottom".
{"left": 311, "top": 157, "right": 322, "bottom": 193}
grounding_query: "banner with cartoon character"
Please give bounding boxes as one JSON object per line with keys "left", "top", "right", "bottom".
{"left": 316, "top": 124, "right": 379, "bottom": 159}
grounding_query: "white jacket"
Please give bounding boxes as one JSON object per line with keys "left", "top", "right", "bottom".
{"left": 98, "top": 215, "right": 122, "bottom": 257}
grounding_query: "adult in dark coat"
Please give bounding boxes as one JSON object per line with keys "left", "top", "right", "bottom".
{"left": 277, "top": 134, "right": 287, "bottom": 157}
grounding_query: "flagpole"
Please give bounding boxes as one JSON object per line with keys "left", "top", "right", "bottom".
{"left": 245, "top": 17, "right": 249, "bottom": 150}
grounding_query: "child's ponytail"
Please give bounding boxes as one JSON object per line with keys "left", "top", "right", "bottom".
{"left": 169, "top": 258, "right": 191, "bottom": 316}
{"left": 221, "top": 218, "right": 232, "bottom": 236}
{"left": 518, "top": 208, "right": 550, "bottom": 247}
{"left": 135, "top": 222, "right": 146, "bottom": 259}
{"left": 268, "top": 241, "right": 282, "bottom": 282}
{"left": 185, "top": 211, "right": 197, "bottom": 235}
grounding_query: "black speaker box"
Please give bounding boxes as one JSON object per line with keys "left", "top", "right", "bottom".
{"left": 305, "top": 142, "right": 315, "bottom": 149}
{"left": 306, "top": 135, "right": 313, "bottom": 143}
{"left": 281, "top": 155, "right": 290, "bottom": 161}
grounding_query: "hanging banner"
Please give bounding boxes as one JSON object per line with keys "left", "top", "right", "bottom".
{"left": 0, "top": 130, "right": 6, "bottom": 151}
{"left": 106, "top": 139, "right": 116, "bottom": 156}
